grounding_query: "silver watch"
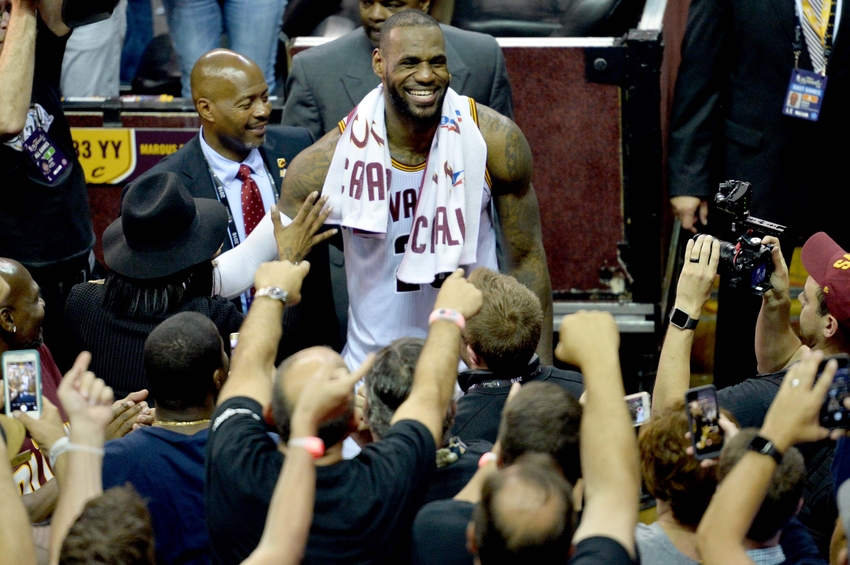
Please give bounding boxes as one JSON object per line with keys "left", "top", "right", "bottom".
{"left": 255, "top": 286, "right": 288, "bottom": 303}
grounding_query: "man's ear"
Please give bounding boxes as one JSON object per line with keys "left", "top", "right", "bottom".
{"left": 419, "top": 0, "right": 432, "bottom": 13}
{"left": 213, "top": 367, "right": 226, "bottom": 391}
{"left": 466, "top": 520, "right": 478, "bottom": 557}
{"left": 467, "top": 345, "right": 485, "bottom": 370}
{"left": 262, "top": 403, "right": 275, "bottom": 427}
{"left": 0, "top": 307, "right": 14, "bottom": 334}
{"left": 196, "top": 98, "right": 214, "bottom": 122}
{"left": 824, "top": 313, "right": 840, "bottom": 340}
{"left": 372, "top": 48, "right": 383, "bottom": 78}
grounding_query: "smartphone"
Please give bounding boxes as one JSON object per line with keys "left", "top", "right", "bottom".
{"left": 625, "top": 392, "right": 651, "bottom": 427}
{"left": 820, "top": 354, "right": 850, "bottom": 429}
{"left": 685, "top": 384, "right": 723, "bottom": 460}
{"left": 2, "top": 350, "right": 42, "bottom": 419}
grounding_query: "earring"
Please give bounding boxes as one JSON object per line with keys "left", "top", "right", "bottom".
{"left": 11, "top": 326, "right": 16, "bottom": 333}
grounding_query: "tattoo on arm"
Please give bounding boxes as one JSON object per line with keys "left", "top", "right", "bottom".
{"left": 495, "top": 185, "right": 553, "bottom": 363}
{"left": 280, "top": 133, "right": 338, "bottom": 217}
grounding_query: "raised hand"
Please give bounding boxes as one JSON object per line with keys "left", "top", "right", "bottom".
{"left": 271, "top": 195, "right": 337, "bottom": 263}
{"left": 433, "top": 269, "right": 484, "bottom": 320}
{"left": 675, "top": 235, "right": 720, "bottom": 316}
{"left": 555, "top": 310, "right": 619, "bottom": 369}
{"left": 253, "top": 260, "right": 311, "bottom": 307}
{"left": 56, "top": 352, "right": 114, "bottom": 431}
{"left": 760, "top": 236, "right": 791, "bottom": 307}
{"left": 292, "top": 354, "right": 375, "bottom": 433}
{"left": 760, "top": 351, "right": 833, "bottom": 452}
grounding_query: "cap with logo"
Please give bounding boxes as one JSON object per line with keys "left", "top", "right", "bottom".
{"left": 801, "top": 232, "right": 850, "bottom": 327}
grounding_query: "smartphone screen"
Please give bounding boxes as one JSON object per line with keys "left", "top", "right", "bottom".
{"left": 820, "top": 354, "right": 850, "bottom": 429}
{"left": 625, "top": 392, "right": 651, "bottom": 426}
{"left": 685, "top": 385, "right": 723, "bottom": 460}
{"left": 3, "top": 350, "right": 41, "bottom": 418}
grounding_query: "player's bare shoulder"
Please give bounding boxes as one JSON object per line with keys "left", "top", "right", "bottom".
{"left": 280, "top": 127, "right": 341, "bottom": 217}
{"left": 475, "top": 104, "right": 533, "bottom": 195}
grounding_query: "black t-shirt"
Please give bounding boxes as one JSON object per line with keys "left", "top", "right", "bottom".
{"left": 570, "top": 536, "right": 635, "bottom": 565}
{"left": 206, "top": 397, "right": 436, "bottom": 565}
{"left": 453, "top": 359, "right": 584, "bottom": 444}
{"left": 0, "top": 17, "right": 93, "bottom": 267}
{"left": 717, "top": 370, "right": 785, "bottom": 428}
{"left": 412, "top": 499, "right": 474, "bottom": 565}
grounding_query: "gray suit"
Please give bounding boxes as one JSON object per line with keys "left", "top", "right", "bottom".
{"left": 282, "top": 25, "right": 514, "bottom": 138}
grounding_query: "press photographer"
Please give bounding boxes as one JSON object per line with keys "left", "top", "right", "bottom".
{"left": 0, "top": 0, "right": 116, "bottom": 372}
{"left": 654, "top": 230, "right": 850, "bottom": 556}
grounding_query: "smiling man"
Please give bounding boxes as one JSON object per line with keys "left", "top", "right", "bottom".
{"left": 141, "top": 49, "right": 343, "bottom": 358}
{"left": 146, "top": 49, "right": 314, "bottom": 258}
{"left": 275, "top": 11, "right": 551, "bottom": 368}
{"left": 282, "top": 0, "right": 513, "bottom": 140}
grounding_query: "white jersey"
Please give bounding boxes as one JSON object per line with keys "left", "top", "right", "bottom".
{"left": 342, "top": 160, "right": 498, "bottom": 368}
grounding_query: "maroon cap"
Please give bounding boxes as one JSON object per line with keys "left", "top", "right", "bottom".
{"left": 801, "top": 232, "right": 850, "bottom": 326}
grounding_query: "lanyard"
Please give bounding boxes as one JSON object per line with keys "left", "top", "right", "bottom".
{"left": 467, "top": 376, "right": 523, "bottom": 392}
{"left": 205, "top": 159, "right": 278, "bottom": 250}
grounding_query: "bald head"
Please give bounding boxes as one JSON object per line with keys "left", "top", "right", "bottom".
{"left": 0, "top": 259, "right": 45, "bottom": 352}
{"left": 271, "top": 347, "right": 351, "bottom": 446}
{"left": 191, "top": 49, "right": 271, "bottom": 162}
{"left": 190, "top": 49, "right": 259, "bottom": 103}
{"left": 0, "top": 259, "right": 30, "bottom": 305}
{"left": 473, "top": 454, "right": 574, "bottom": 564}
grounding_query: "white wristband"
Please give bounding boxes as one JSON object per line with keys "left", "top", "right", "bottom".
{"left": 429, "top": 308, "right": 466, "bottom": 330}
{"left": 48, "top": 436, "right": 105, "bottom": 469}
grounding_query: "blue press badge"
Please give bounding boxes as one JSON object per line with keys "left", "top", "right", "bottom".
{"left": 23, "top": 127, "right": 69, "bottom": 184}
{"left": 783, "top": 69, "right": 827, "bottom": 121}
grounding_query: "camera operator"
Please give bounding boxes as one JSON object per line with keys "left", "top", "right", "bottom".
{"left": 653, "top": 232, "right": 848, "bottom": 556}
{"left": 0, "top": 0, "right": 96, "bottom": 372}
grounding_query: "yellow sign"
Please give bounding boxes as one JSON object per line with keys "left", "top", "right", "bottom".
{"left": 70, "top": 128, "right": 136, "bottom": 184}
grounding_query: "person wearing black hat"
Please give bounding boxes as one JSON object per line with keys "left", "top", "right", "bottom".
{"left": 64, "top": 171, "right": 243, "bottom": 399}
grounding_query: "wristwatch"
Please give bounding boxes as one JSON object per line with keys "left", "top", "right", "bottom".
{"left": 669, "top": 307, "right": 699, "bottom": 330}
{"left": 747, "top": 435, "right": 783, "bottom": 465}
{"left": 255, "top": 286, "right": 288, "bottom": 304}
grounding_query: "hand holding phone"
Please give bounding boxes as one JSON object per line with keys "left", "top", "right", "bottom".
{"left": 625, "top": 392, "right": 651, "bottom": 426}
{"left": 818, "top": 354, "right": 850, "bottom": 429}
{"left": 686, "top": 385, "right": 723, "bottom": 460}
{"left": 2, "top": 350, "right": 42, "bottom": 419}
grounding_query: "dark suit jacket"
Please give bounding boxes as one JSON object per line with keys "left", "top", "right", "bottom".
{"left": 668, "top": 0, "right": 850, "bottom": 241}
{"left": 144, "top": 126, "right": 314, "bottom": 253}
{"left": 282, "top": 25, "right": 514, "bottom": 138}
{"left": 142, "top": 126, "right": 342, "bottom": 357}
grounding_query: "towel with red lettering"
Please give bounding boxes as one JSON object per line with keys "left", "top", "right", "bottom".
{"left": 321, "top": 85, "right": 487, "bottom": 284}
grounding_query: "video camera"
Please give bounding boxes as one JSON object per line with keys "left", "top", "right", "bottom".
{"left": 713, "top": 180, "right": 786, "bottom": 295}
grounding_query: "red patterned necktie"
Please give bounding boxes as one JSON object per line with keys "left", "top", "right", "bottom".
{"left": 236, "top": 164, "right": 264, "bottom": 236}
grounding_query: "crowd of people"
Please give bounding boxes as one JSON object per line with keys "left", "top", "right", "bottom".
{"left": 1, "top": 0, "right": 849, "bottom": 564}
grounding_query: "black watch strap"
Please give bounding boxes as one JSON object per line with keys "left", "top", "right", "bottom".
{"left": 747, "top": 435, "right": 783, "bottom": 465}
{"left": 669, "top": 307, "right": 699, "bottom": 330}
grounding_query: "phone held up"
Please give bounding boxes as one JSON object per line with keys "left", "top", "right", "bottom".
{"left": 686, "top": 384, "right": 723, "bottom": 460}
{"left": 820, "top": 353, "right": 850, "bottom": 429}
{"left": 2, "top": 349, "right": 42, "bottom": 419}
{"left": 625, "top": 391, "right": 651, "bottom": 427}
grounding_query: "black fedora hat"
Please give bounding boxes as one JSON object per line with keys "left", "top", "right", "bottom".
{"left": 103, "top": 172, "right": 228, "bottom": 280}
